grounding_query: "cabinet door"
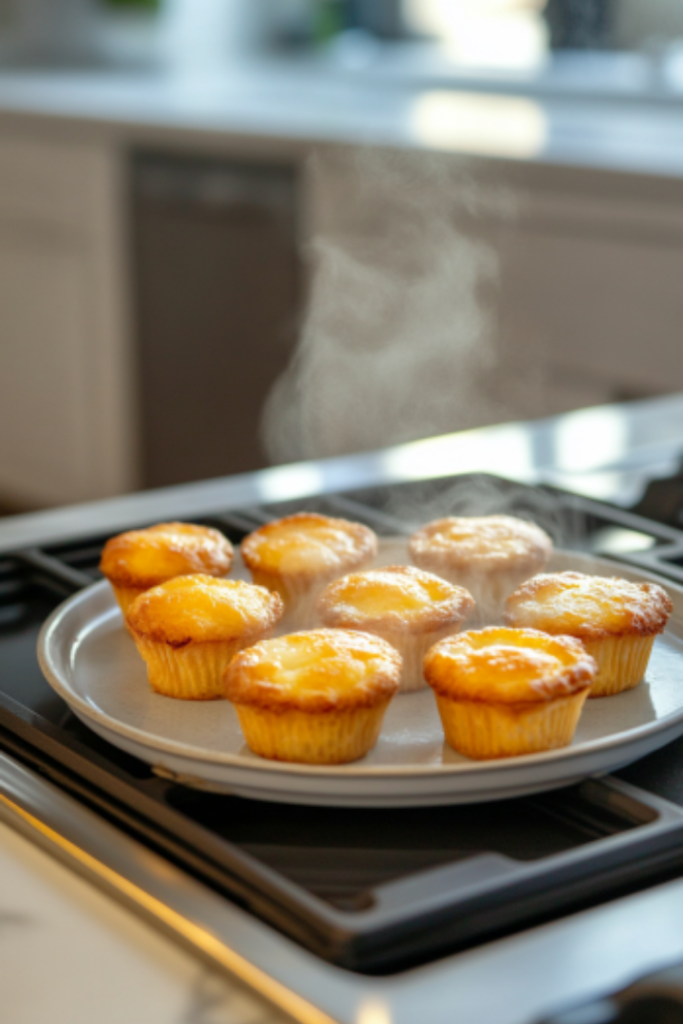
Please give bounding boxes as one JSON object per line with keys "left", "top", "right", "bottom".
{"left": 499, "top": 220, "right": 683, "bottom": 395}
{"left": 0, "top": 135, "right": 134, "bottom": 508}
{"left": 0, "top": 229, "right": 95, "bottom": 506}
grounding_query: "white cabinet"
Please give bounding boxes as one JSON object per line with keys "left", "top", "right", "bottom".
{"left": 0, "top": 134, "right": 135, "bottom": 508}
{"left": 497, "top": 179, "right": 683, "bottom": 398}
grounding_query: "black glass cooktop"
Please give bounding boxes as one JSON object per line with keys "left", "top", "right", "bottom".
{"left": 4, "top": 473, "right": 683, "bottom": 973}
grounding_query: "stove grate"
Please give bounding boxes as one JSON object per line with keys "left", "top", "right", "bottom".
{"left": 3, "top": 473, "right": 683, "bottom": 972}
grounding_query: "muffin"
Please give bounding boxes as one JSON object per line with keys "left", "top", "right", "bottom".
{"left": 126, "top": 575, "right": 283, "bottom": 700}
{"left": 224, "top": 628, "right": 401, "bottom": 764}
{"left": 100, "top": 521, "right": 234, "bottom": 615}
{"left": 408, "top": 515, "right": 552, "bottom": 624}
{"left": 241, "top": 513, "right": 377, "bottom": 627}
{"left": 317, "top": 565, "right": 474, "bottom": 693}
{"left": 424, "top": 627, "right": 595, "bottom": 760}
{"left": 505, "top": 571, "right": 673, "bottom": 698}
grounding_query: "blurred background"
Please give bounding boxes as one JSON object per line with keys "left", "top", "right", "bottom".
{"left": 1, "top": 0, "right": 683, "bottom": 510}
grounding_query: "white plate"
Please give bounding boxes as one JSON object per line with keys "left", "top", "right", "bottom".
{"left": 38, "top": 543, "right": 683, "bottom": 806}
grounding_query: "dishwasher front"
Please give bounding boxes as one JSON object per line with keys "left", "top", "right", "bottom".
{"left": 131, "top": 150, "right": 302, "bottom": 488}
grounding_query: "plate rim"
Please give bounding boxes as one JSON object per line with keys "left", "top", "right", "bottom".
{"left": 37, "top": 548, "right": 683, "bottom": 786}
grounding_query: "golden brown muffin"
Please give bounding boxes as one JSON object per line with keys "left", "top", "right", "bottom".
{"left": 224, "top": 628, "right": 401, "bottom": 764}
{"left": 408, "top": 515, "right": 552, "bottom": 624}
{"left": 241, "top": 512, "right": 377, "bottom": 627}
{"left": 317, "top": 565, "right": 474, "bottom": 694}
{"left": 127, "top": 574, "right": 283, "bottom": 700}
{"left": 505, "top": 571, "right": 673, "bottom": 698}
{"left": 424, "top": 626, "right": 595, "bottom": 760}
{"left": 100, "top": 521, "right": 233, "bottom": 615}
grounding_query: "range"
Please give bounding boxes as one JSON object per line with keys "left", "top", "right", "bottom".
{"left": 4, "top": 404, "right": 683, "bottom": 1024}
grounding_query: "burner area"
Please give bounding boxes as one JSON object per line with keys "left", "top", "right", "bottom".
{"left": 3, "top": 473, "right": 683, "bottom": 973}
{"left": 633, "top": 462, "right": 683, "bottom": 531}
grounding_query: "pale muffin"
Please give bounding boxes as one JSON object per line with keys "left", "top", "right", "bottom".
{"left": 505, "top": 571, "right": 672, "bottom": 697}
{"left": 317, "top": 565, "right": 474, "bottom": 693}
{"left": 100, "top": 521, "right": 233, "bottom": 615}
{"left": 409, "top": 515, "right": 552, "bottom": 624}
{"left": 224, "top": 628, "right": 401, "bottom": 764}
{"left": 424, "top": 626, "right": 595, "bottom": 760}
{"left": 127, "top": 574, "right": 283, "bottom": 699}
{"left": 241, "top": 513, "right": 377, "bottom": 627}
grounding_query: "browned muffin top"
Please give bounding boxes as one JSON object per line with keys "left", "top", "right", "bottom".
{"left": 100, "top": 522, "right": 233, "bottom": 590}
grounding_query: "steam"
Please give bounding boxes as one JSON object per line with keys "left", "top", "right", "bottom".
{"left": 257, "top": 148, "right": 636, "bottom": 585}
{"left": 262, "top": 147, "right": 516, "bottom": 464}
{"left": 380, "top": 474, "right": 587, "bottom": 555}
{"left": 259, "top": 148, "right": 599, "bottom": 554}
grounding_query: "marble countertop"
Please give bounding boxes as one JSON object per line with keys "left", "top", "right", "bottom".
{"left": 2, "top": 60, "right": 683, "bottom": 178}
{"left": 0, "top": 818, "right": 288, "bottom": 1024}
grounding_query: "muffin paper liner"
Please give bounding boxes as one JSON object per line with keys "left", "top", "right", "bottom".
{"left": 433, "top": 568, "right": 540, "bottom": 626}
{"left": 134, "top": 638, "right": 243, "bottom": 700}
{"left": 248, "top": 570, "right": 326, "bottom": 631}
{"left": 365, "top": 625, "right": 462, "bottom": 694}
{"left": 435, "top": 690, "right": 589, "bottom": 760}
{"left": 112, "top": 584, "right": 146, "bottom": 617}
{"left": 584, "top": 635, "right": 656, "bottom": 698}
{"left": 249, "top": 559, "right": 376, "bottom": 633}
{"left": 234, "top": 702, "right": 391, "bottom": 764}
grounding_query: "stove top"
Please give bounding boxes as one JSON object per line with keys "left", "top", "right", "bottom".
{"left": 5, "top": 470, "right": 683, "bottom": 1021}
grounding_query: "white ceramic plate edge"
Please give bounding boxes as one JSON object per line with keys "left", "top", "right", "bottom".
{"left": 36, "top": 548, "right": 683, "bottom": 805}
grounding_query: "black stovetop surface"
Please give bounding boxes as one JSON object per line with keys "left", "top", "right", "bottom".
{"left": 4, "top": 472, "right": 683, "bottom": 975}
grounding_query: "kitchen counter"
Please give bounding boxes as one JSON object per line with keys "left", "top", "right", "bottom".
{"left": 2, "top": 61, "right": 683, "bottom": 178}
{"left": 2, "top": 392, "right": 683, "bottom": 1024}
{"left": 0, "top": 819, "right": 284, "bottom": 1024}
